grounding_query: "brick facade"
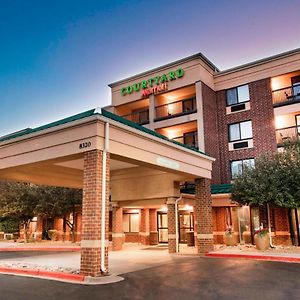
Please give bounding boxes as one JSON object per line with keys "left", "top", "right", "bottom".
{"left": 111, "top": 205, "right": 123, "bottom": 250}
{"left": 195, "top": 178, "right": 214, "bottom": 253}
{"left": 212, "top": 207, "right": 227, "bottom": 244}
{"left": 80, "top": 149, "right": 110, "bottom": 277}
{"left": 140, "top": 208, "right": 150, "bottom": 245}
{"left": 167, "top": 201, "right": 176, "bottom": 253}
{"left": 202, "top": 83, "right": 221, "bottom": 184}
{"left": 216, "top": 78, "right": 277, "bottom": 183}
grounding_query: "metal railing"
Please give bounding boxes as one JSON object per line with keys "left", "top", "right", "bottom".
{"left": 276, "top": 125, "right": 300, "bottom": 145}
{"left": 155, "top": 97, "right": 196, "bottom": 120}
{"left": 121, "top": 109, "right": 149, "bottom": 125}
{"left": 272, "top": 84, "right": 300, "bottom": 106}
{"left": 172, "top": 132, "right": 198, "bottom": 149}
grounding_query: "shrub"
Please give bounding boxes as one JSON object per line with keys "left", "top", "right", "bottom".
{"left": 0, "top": 217, "right": 19, "bottom": 233}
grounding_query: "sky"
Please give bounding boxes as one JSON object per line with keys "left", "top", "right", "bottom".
{"left": 1, "top": 0, "right": 300, "bottom": 135}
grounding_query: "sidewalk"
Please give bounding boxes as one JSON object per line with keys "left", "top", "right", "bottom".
{"left": 206, "top": 244, "right": 300, "bottom": 263}
{"left": 0, "top": 243, "right": 182, "bottom": 284}
{"left": 0, "top": 240, "right": 80, "bottom": 252}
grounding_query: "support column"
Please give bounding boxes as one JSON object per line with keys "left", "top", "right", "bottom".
{"left": 35, "top": 216, "right": 43, "bottom": 241}
{"left": 167, "top": 198, "right": 176, "bottom": 253}
{"left": 54, "top": 217, "right": 63, "bottom": 241}
{"left": 148, "top": 94, "right": 155, "bottom": 130}
{"left": 74, "top": 212, "right": 82, "bottom": 242}
{"left": 149, "top": 209, "right": 158, "bottom": 245}
{"left": 195, "top": 178, "right": 213, "bottom": 254}
{"left": 140, "top": 208, "right": 150, "bottom": 245}
{"left": 111, "top": 203, "right": 123, "bottom": 250}
{"left": 80, "top": 150, "right": 110, "bottom": 277}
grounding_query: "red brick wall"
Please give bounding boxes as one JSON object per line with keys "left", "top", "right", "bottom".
{"left": 212, "top": 207, "right": 226, "bottom": 244}
{"left": 125, "top": 233, "right": 140, "bottom": 243}
{"left": 202, "top": 83, "right": 221, "bottom": 184}
{"left": 216, "top": 78, "right": 277, "bottom": 183}
{"left": 195, "top": 178, "right": 214, "bottom": 253}
{"left": 167, "top": 202, "right": 176, "bottom": 253}
{"left": 80, "top": 150, "right": 110, "bottom": 276}
{"left": 274, "top": 208, "right": 291, "bottom": 245}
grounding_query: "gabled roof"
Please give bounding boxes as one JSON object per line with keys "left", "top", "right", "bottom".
{"left": 0, "top": 108, "right": 209, "bottom": 157}
{"left": 0, "top": 109, "right": 96, "bottom": 143}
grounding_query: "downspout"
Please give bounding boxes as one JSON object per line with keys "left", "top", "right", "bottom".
{"left": 101, "top": 122, "right": 109, "bottom": 273}
{"left": 175, "top": 197, "right": 182, "bottom": 253}
{"left": 267, "top": 203, "right": 275, "bottom": 248}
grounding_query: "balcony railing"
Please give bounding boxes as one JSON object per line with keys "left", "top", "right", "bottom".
{"left": 172, "top": 132, "right": 198, "bottom": 149}
{"left": 155, "top": 97, "right": 196, "bottom": 121}
{"left": 272, "top": 84, "right": 300, "bottom": 107}
{"left": 276, "top": 125, "right": 300, "bottom": 145}
{"left": 121, "top": 109, "right": 149, "bottom": 125}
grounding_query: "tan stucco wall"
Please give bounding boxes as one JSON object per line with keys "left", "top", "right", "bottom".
{"left": 111, "top": 167, "right": 182, "bottom": 201}
{"left": 111, "top": 58, "right": 215, "bottom": 106}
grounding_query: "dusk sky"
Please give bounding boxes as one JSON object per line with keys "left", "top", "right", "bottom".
{"left": 1, "top": 0, "right": 300, "bottom": 135}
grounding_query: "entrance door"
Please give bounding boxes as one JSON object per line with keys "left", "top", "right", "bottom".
{"left": 157, "top": 212, "right": 168, "bottom": 243}
{"left": 179, "top": 211, "right": 194, "bottom": 243}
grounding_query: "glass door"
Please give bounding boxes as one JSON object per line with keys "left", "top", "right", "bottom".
{"left": 157, "top": 212, "right": 168, "bottom": 243}
{"left": 237, "top": 206, "right": 251, "bottom": 244}
{"left": 179, "top": 211, "right": 194, "bottom": 243}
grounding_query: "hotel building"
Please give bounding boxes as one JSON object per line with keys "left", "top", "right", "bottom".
{"left": 1, "top": 48, "right": 300, "bottom": 276}
{"left": 106, "top": 48, "right": 300, "bottom": 247}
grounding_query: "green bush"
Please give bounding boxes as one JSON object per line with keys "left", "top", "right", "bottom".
{"left": 0, "top": 217, "right": 19, "bottom": 233}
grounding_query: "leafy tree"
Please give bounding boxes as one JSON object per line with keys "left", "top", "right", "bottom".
{"left": 232, "top": 140, "right": 300, "bottom": 209}
{"left": 0, "top": 181, "right": 39, "bottom": 242}
{"left": 0, "top": 217, "right": 20, "bottom": 233}
{"left": 35, "top": 186, "right": 82, "bottom": 242}
{"left": 0, "top": 181, "right": 82, "bottom": 243}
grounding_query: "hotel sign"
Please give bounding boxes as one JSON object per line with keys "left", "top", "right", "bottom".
{"left": 120, "top": 68, "right": 184, "bottom": 97}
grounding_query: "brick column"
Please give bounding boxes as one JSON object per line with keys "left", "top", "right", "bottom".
{"left": 35, "top": 216, "right": 43, "bottom": 241}
{"left": 167, "top": 199, "right": 176, "bottom": 253}
{"left": 54, "top": 217, "right": 63, "bottom": 241}
{"left": 80, "top": 150, "right": 110, "bottom": 277}
{"left": 111, "top": 204, "right": 123, "bottom": 250}
{"left": 149, "top": 209, "right": 158, "bottom": 245}
{"left": 140, "top": 208, "right": 150, "bottom": 245}
{"left": 74, "top": 212, "right": 82, "bottom": 242}
{"left": 195, "top": 178, "right": 213, "bottom": 254}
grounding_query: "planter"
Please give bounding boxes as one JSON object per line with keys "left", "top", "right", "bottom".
{"left": 254, "top": 233, "right": 270, "bottom": 250}
{"left": 224, "top": 234, "right": 238, "bottom": 246}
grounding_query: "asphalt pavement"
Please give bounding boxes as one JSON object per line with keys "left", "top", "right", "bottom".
{"left": 0, "top": 256, "right": 300, "bottom": 300}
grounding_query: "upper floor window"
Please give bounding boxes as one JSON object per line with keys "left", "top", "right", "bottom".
{"left": 226, "top": 85, "right": 250, "bottom": 106}
{"left": 229, "top": 120, "right": 253, "bottom": 142}
{"left": 231, "top": 158, "right": 255, "bottom": 178}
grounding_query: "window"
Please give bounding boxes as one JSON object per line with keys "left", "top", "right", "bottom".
{"left": 182, "top": 98, "right": 196, "bottom": 112}
{"left": 292, "top": 76, "right": 300, "bottom": 97}
{"left": 229, "top": 121, "right": 252, "bottom": 142}
{"left": 123, "top": 213, "right": 139, "bottom": 233}
{"left": 231, "top": 158, "right": 255, "bottom": 178}
{"left": 183, "top": 131, "right": 198, "bottom": 148}
{"left": 226, "top": 85, "right": 250, "bottom": 106}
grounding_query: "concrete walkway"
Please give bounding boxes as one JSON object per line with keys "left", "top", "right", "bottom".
{"left": 207, "top": 244, "right": 300, "bottom": 263}
{"left": 0, "top": 244, "right": 186, "bottom": 275}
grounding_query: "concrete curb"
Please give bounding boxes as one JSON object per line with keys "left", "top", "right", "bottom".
{"left": 0, "top": 247, "right": 80, "bottom": 252}
{"left": 206, "top": 252, "right": 300, "bottom": 263}
{"left": 0, "top": 267, "right": 124, "bottom": 285}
